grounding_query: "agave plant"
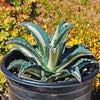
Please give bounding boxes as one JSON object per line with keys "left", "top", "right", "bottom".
{"left": 6, "top": 21, "right": 98, "bottom": 82}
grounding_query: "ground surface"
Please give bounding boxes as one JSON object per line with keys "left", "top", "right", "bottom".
{"left": 35, "top": 0, "right": 100, "bottom": 32}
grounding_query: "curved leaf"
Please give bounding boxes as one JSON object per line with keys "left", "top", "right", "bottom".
{"left": 19, "top": 22, "right": 50, "bottom": 58}
{"left": 41, "top": 70, "right": 47, "bottom": 81}
{"left": 7, "top": 59, "right": 27, "bottom": 70}
{"left": 11, "top": 46, "right": 37, "bottom": 64}
{"left": 53, "top": 22, "right": 75, "bottom": 47}
{"left": 20, "top": 76, "right": 36, "bottom": 81}
{"left": 47, "top": 43, "right": 65, "bottom": 70}
{"left": 50, "top": 25, "right": 60, "bottom": 47}
{"left": 18, "top": 62, "right": 53, "bottom": 78}
{"left": 73, "top": 58, "right": 98, "bottom": 70}
{"left": 52, "top": 46, "right": 93, "bottom": 73}
{"left": 18, "top": 62, "right": 40, "bottom": 77}
{"left": 43, "top": 67, "right": 81, "bottom": 82}
{"left": 6, "top": 37, "right": 42, "bottom": 65}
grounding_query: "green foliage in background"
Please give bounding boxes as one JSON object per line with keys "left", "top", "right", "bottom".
{"left": 81, "top": 0, "right": 89, "bottom": 4}
{"left": 0, "top": 0, "right": 37, "bottom": 56}
{"left": 0, "top": 70, "right": 8, "bottom": 94}
{"left": 6, "top": 0, "right": 28, "bottom": 6}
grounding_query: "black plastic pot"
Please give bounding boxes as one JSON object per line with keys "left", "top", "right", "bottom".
{"left": 1, "top": 49, "right": 99, "bottom": 100}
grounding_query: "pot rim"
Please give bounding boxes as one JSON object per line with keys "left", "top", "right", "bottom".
{"left": 1, "top": 48, "right": 99, "bottom": 88}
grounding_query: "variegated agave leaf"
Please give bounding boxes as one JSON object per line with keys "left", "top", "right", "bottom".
{"left": 7, "top": 59, "right": 53, "bottom": 79}
{"left": 43, "top": 66, "right": 81, "bottom": 82}
{"left": 11, "top": 46, "right": 37, "bottom": 64}
{"left": 6, "top": 37, "right": 42, "bottom": 65}
{"left": 62, "top": 44, "right": 90, "bottom": 58}
{"left": 47, "top": 43, "right": 65, "bottom": 70}
{"left": 64, "top": 76, "right": 76, "bottom": 82}
{"left": 7, "top": 59, "right": 27, "bottom": 70}
{"left": 52, "top": 58, "right": 97, "bottom": 82}
{"left": 41, "top": 70, "right": 47, "bottom": 82}
{"left": 19, "top": 22, "right": 51, "bottom": 61}
{"left": 18, "top": 61, "right": 53, "bottom": 78}
{"left": 47, "top": 58, "right": 97, "bottom": 82}
{"left": 72, "top": 58, "right": 98, "bottom": 70}
{"left": 60, "top": 67, "right": 81, "bottom": 82}
{"left": 50, "top": 25, "right": 60, "bottom": 47}
{"left": 52, "top": 44, "right": 93, "bottom": 73}
{"left": 52, "top": 22, "right": 75, "bottom": 48}
{"left": 18, "top": 62, "right": 40, "bottom": 77}
{"left": 47, "top": 45, "right": 60, "bottom": 70}
{"left": 21, "top": 76, "right": 36, "bottom": 81}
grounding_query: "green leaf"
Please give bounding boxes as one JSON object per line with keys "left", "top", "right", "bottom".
{"left": 47, "top": 43, "right": 64, "bottom": 70}
{"left": 43, "top": 67, "right": 81, "bottom": 82}
{"left": 73, "top": 58, "right": 98, "bottom": 70}
{"left": 11, "top": 46, "right": 37, "bottom": 64}
{"left": 43, "top": 72, "right": 62, "bottom": 82}
{"left": 55, "top": 73, "right": 71, "bottom": 81}
{"left": 57, "top": 68, "right": 81, "bottom": 82}
{"left": 64, "top": 76, "right": 76, "bottom": 81}
{"left": 62, "top": 44, "right": 90, "bottom": 57}
{"left": 6, "top": 37, "right": 42, "bottom": 65}
{"left": 7, "top": 59, "right": 27, "bottom": 70}
{"left": 18, "top": 61, "right": 53, "bottom": 78}
{"left": 21, "top": 76, "right": 36, "bottom": 81}
{"left": 46, "top": 72, "right": 71, "bottom": 82}
{"left": 19, "top": 22, "right": 50, "bottom": 58}
{"left": 46, "top": 45, "right": 59, "bottom": 70}
{"left": 27, "top": 70, "right": 41, "bottom": 78}
{"left": 35, "top": 48, "right": 43, "bottom": 58}
{"left": 53, "top": 22, "right": 75, "bottom": 47}
{"left": 50, "top": 25, "right": 60, "bottom": 47}
{"left": 62, "top": 47, "right": 92, "bottom": 63}
{"left": 43, "top": 69, "right": 70, "bottom": 82}
{"left": 70, "top": 66, "right": 81, "bottom": 82}
{"left": 52, "top": 45, "right": 93, "bottom": 73}
{"left": 18, "top": 62, "right": 41, "bottom": 77}
{"left": 41, "top": 70, "right": 47, "bottom": 82}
